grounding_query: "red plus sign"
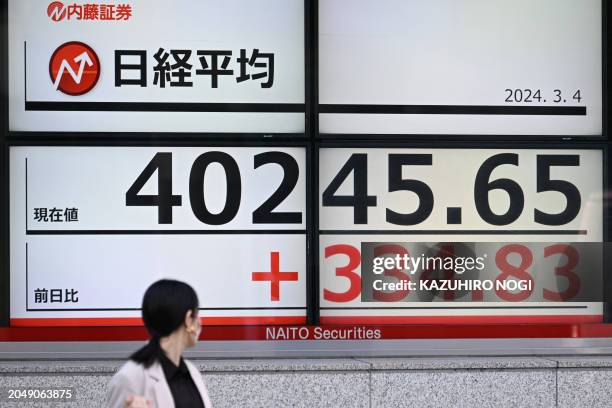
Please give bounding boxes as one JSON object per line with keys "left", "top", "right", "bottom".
{"left": 252, "top": 252, "right": 298, "bottom": 301}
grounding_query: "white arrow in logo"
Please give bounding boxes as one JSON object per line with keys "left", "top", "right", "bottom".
{"left": 53, "top": 51, "right": 94, "bottom": 90}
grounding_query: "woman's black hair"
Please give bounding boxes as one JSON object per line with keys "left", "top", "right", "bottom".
{"left": 130, "top": 279, "right": 199, "bottom": 367}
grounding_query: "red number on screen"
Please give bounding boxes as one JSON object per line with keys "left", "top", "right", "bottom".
{"left": 543, "top": 244, "right": 580, "bottom": 301}
{"left": 495, "top": 244, "right": 534, "bottom": 301}
{"left": 323, "top": 244, "right": 583, "bottom": 303}
{"left": 416, "top": 244, "right": 464, "bottom": 301}
{"left": 323, "top": 244, "right": 361, "bottom": 302}
{"left": 372, "top": 244, "right": 411, "bottom": 302}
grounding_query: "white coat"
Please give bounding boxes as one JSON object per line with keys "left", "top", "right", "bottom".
{"left": 106, "top": 359, "right": 213, "bottom": 408}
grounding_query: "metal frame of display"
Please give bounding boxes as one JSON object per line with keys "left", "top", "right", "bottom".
{"left": 0, "top": 0, "right": 611, "bottom": 354}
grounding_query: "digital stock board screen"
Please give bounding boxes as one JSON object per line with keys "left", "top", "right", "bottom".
{"left": 318, "top": 147, "right": 604, "bottom": 324}
{"left": 9, "top": 146, "right": 307, "bottom": 326}
{"left": 318, "top": 0, "right": 603, "bottom": 136}
{"left": 2, "top": 0, "right": 609, "bottom": 341}
{"left": 9, "top": 0, "right": 306, "bottom": 134}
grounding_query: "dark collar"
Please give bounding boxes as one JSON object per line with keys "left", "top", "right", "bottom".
{"left": 159, "top": 351, "right": 189, "bottom": 380}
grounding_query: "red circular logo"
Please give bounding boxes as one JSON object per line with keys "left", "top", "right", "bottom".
{"left": 47, "top": 2, "right": 66, "bottom": 22}
{"left": 49, "top": 42, "right": 100, "bottom": 96}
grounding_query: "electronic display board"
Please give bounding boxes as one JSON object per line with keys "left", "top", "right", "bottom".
{"left": 9, "top": 146, "right": 307, "bottom": 326}
{"left": 319, "top": 148, "right": 604, "bottom": 323}
{"left": 2, "top": 0, "right": 610, "bottom": 346}
{"left": 318, "top": 0, "right": 603, "bottom": 136}
{"left": 9, "top": 0, "right": 305, "bottom": 133}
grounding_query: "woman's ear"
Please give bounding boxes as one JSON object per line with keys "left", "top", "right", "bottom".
{"left": 184, "top": 309, "right": 194, "bottom": 328}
